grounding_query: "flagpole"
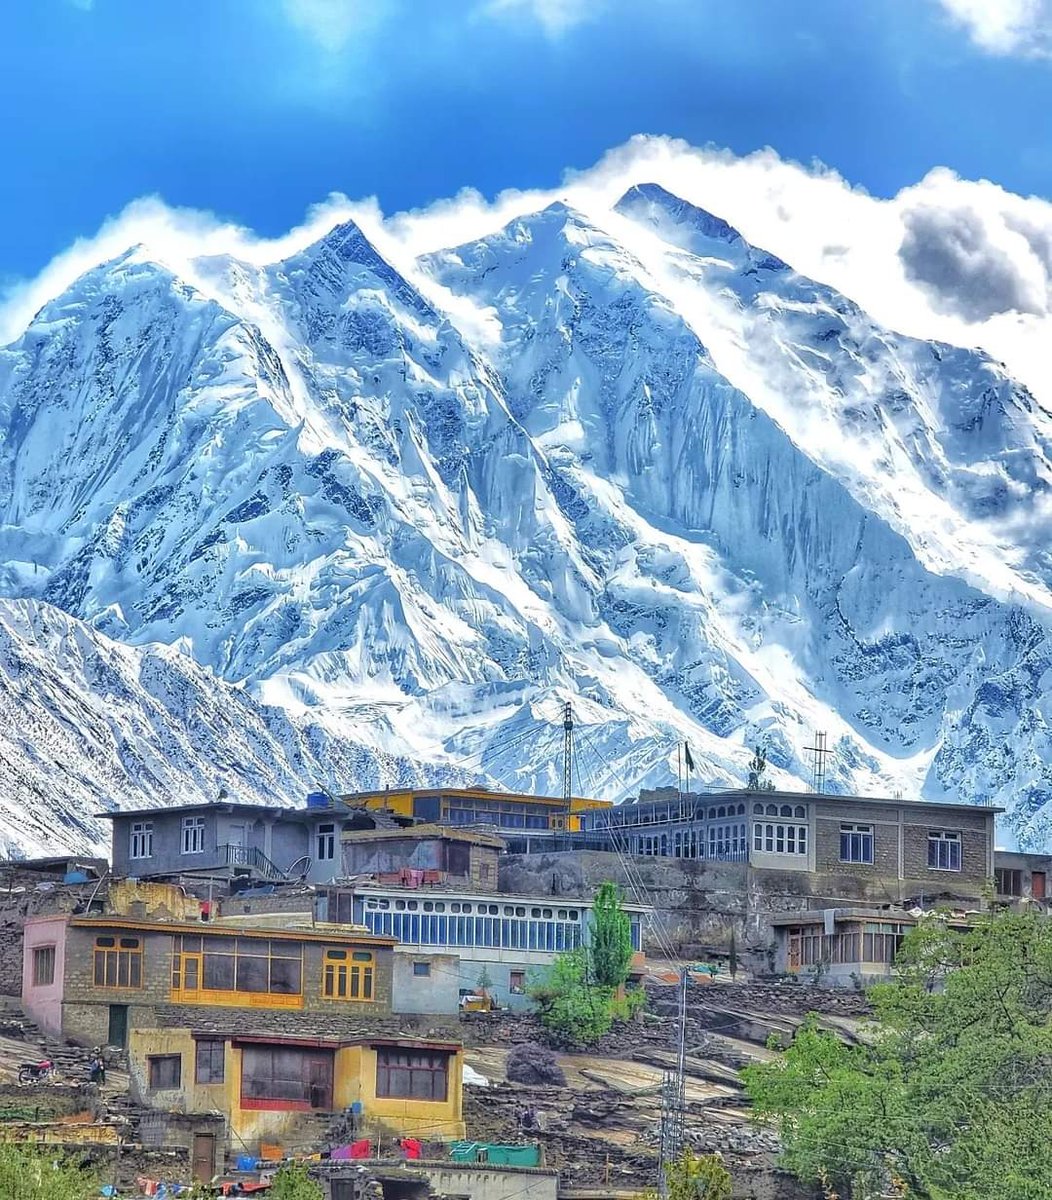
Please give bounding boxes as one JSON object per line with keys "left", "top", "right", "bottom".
{"left": 677, "top": 742, "right": 682, "bottom": 808}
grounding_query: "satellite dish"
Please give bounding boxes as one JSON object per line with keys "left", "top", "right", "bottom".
{"left": 284, "top": 855, "right": 312, "bottom": 882}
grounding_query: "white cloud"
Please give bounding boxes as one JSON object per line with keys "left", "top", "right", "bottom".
{"left": 935, "top": 0, "right": 1052, "bottom": 58}
{"left": 280, "top": 0, "right": 380, "bottom": 52}
{"left": 481, "top": 0, "right": 597, "bottom": 35}
{"left": 5, "top": 135, "right": 1052, "bottom": 413}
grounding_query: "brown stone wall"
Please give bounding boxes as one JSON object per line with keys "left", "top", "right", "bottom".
{"left": 813, "top": 814, "right": 899, "bottom": 877}
{"left": 470, "top": 846, "right": 499, "bottom": 889}
{"left": 902, "top": 819, "right": 989, "bottom": 888}
{"left": 146, "top": 1003, "right": 460, "bottom": 1042}
{"left": 58, "top": 929, "right": 396, "bottom": 1044}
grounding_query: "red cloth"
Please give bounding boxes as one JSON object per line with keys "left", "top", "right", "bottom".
{"left": 350, "top": 1139, "right": 371, "bottom": 1159}
{"left": 401, "top": 1138, "right": 422, "bottom": 1160}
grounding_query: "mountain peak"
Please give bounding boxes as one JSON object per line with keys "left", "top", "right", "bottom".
{"left": 283, "top": 218, "right": 436, "bottom": 321}
{"left": 616, "top": 183, "right": 743, "bottom": 245}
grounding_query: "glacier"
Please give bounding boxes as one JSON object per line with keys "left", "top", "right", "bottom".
{"left": 2, "top": 181, "right": 1052, "bottom": 853}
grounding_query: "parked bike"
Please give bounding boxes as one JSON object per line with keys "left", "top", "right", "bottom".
{"left": 17, "top": 1058, "right": 54, "bottom": 1084}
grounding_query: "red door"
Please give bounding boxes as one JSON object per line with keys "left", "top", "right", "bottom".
{"left": 1033, "top": 871, "right": 1046, "bottom": 900}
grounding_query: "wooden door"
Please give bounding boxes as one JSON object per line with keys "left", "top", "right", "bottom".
{"left": 1033, "top": 871, "right": 1046, "bottom": 900}
{"left": 191, "top": 1133, "right": 215, "bottom": 1182}
{"left": 107, "top": 1005, "right": 128, "bottom": 1048}
{"left": 307, "top": 1057, "right": 333, "bottom": 1110}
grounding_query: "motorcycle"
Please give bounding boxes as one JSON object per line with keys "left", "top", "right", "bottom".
{"left": 17, "top": 1058, "right": 55, "bottom": 1084}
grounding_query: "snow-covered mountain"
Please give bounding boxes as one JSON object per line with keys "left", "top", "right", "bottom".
{"left": 2, "top": 181, "right": 1052, "bottom": 851}
{"left": 0, "top": 597, "right": 475, "bottom": 857}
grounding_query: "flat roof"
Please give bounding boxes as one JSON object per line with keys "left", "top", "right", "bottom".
{"left": 342, "top": 786, "right": 611, "bottom": 810}
{"left": 770, "top": 907, "right": 978, "bottom": 927}
{"left": 621, "top": 788, "right": 1003, "bottom": 818}
{"left": 68, "top": 915, "right": 396, "bottom": 947}
{"left": 92, "top": 801, "right": 362, "bottom": 820}
{"left": 341, "top": 823, "right": 506, "bottom": 848}
{"left": 352, "top": 883, "right": 651, "bottom": 912}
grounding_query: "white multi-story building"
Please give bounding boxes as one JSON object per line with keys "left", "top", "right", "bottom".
{"left": 321, "top": 885, "right": 648, "bottom": 1011}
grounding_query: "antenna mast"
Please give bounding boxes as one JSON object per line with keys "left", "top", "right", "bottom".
{"left": 563, "top": 701, "right": 574, "bottom": 813}
{"left": 805, "top": 731, "right": 830, "bottom": 793}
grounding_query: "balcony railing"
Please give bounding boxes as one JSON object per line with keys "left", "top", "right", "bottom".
{"left": 218, "top": 843, "right": 284, "bottom": 880}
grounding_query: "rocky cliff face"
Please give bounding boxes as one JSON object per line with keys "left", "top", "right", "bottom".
{"left": 2, "top": 182, "right": 1051, "bottom": 851}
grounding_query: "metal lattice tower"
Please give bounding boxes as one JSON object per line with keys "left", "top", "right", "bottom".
{"left": 657, "top": 966, "right": 688, "bottom": 1194}
{"left": 562, "top": 701, "right": 573, "bottom": 809}
{"left": 805, "top": 730, "right": 829, "bottom": 793}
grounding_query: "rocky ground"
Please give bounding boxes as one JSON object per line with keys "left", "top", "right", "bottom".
{"left": 0, "top": 978, "right": 864, "bottom": 1197}
{"left": 456, "top": 975, "right": 867, "bottom": 1197}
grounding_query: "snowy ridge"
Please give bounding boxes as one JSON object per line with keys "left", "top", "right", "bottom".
{"left": 0, "top": 597, "right": 477, "bottom": 857}
{"left": 1, "top": 185, "right": 1052, "bottom": 851}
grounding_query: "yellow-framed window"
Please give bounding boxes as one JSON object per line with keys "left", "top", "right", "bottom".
{"left": 322, "top": 949, "right": 374, "bottom": 1000}
{"left": 94, "top": 935, "right": 143, "bottom": 988}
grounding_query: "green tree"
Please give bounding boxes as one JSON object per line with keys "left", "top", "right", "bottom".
{"left": 0, "top": 1145, "right": 96, "bottom": 1200}
{"left": 269, "top": 1164, "right": 323, "bottom": 1200}
{"left": 746, "top": 746, "right": 775, "bottom": 791}
{"left": 529, "top": 947, "right": 614, "bottom": 1043}
{"left": 665, "top": 1149, "right": 732, "bottom": 1200}
{"left": 743, "top": 909, "right": 1052, "bottom": 1200}
{"left": 589, "top": 880, "right": 633, "bottom": 989}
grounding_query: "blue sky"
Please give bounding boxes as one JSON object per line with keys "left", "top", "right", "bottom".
{"left": 2, "top": 0, "right": 1051, "bottom": 285}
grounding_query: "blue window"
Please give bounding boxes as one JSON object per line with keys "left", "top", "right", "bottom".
{"left": 840, "top": 824, "right": 874, "bottom": 865}
{"left": 927, "top": 830, "right": 961, "bottom": 871}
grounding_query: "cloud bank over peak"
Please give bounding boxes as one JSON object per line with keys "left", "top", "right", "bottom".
{"left": 3, "top": 135, "right": 1052, "bottom": 413}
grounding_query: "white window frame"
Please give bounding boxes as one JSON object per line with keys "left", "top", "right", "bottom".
{"left": 927, "top": 830, "right": 961, "bottom": 872}
{"left": 840, "top": 823, "right": 874, "bottom": 865}
{"left": 752, "top": 821, "right": 808, "bottom": 856}
{"left": 181, "top": 816, "right": 206, "bottom": 855}
{"left": 130, "top": 821, "right": 154, "bottom": 860}
{"left": 316, "top": 822, "right": 336, "bottom": 862}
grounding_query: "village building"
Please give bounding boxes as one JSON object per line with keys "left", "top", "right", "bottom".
{"left": 341, "top": 785, "right": 611, "bottom": 834}
{"left": 770, "top": 907, "right": 976, "bottom": 985}
{"left": 20, "top": 911, "right": 398, "bottom": 1046}
{"left": 578, "top": 788, "right": 999, "bottom": 903}
{"left": 993, "top": 849, "right": 1050, "bottom": 906}
{"left": 342, "top": 883, "right": 648, "bottom": 1009}
{"left": 339, "top": 825, "right": 505, "bottom": 890}
{"left": 101, "top": 794, "right": 399, "bottom": 887}
{"left": 126, "top": 1027, "right": 465, "bottom": 1165}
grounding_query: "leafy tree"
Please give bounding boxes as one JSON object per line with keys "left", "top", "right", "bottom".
{"left": 746, "top": 746, "right": 775, "bottom": 791}
{"left": 589, "top": 880, "right": 634, "bottom": 989}
{"left": 269, "top": 1164, "right": 323, "bottom": 1200}
{"left": 0, "top": 1145, "right": 96, "bottom": 1200}
{"left": 530, "top": 882, "right": 647, "bottom": 1044}
{"left": 644, "top": 1150, "right": 732, "bottom": 1200}
{"left": 529, "top": 947, "right": 614, "bottom": 1043}
{"left": 743, "top": 909, "right": 1052, "bottom": 1200}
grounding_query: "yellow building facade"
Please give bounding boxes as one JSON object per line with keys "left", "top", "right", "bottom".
{"left": 128, "top": 1028, "right": 465, "bottom": 1154}
{"left": 343, "top": 786, "right": 610, "bottom": 833}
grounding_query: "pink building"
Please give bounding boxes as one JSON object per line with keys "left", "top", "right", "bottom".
{"left": 22, "top": 915, "right": 69, "bottom": 1038}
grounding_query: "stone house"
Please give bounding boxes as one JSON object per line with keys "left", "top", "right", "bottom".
{"left": 21, "top": 912, "right": 397, "bottom": 1047}
{"left": 101, "top": 795, "right": 390, "bottom": 887}
{"left": 126, "top": 1026, "right": 465, "bottom": 1164}
{"left": 580, "top": 788, "right": 999, "bottom": 903}
{"left": 339, "top": 825, "right": 505, "bottom": 889}
{"left": 993, "top": 850, "right": 1050, "bottom": 906}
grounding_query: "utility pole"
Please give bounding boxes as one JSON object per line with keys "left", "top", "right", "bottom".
{"left": 562, "top": 701, "right": 573, "bottom": 819}
{"left": 657, "top": 965, "right": 688, "bottom": 1194}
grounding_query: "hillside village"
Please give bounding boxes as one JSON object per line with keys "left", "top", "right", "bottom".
{"left": 0, "top": 780, "right": 1045, "bottom": 1200}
